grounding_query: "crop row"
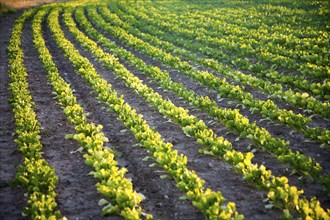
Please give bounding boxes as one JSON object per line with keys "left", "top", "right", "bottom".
{"left": 130, "top": 2, "right": 329, "bottom": 81}
{"left": 7, "top": 8, "right": 61, "bottom": 219}
{"left": 32, "top": 7, "right": 150, "bottom": 219}
{"left": 95, "top": 5, "right": 330, "bottom": 148}
{"left": 48, "top": 6, "right": 243, "bottom": 219}
{"left": 58, "top": 5, "right": 329, "bottom": 219}
{"left": 152, "top": 1, "right": 328, "bottom": 49}
{"left": 115, "top": 2, "right": 330, "bottom": 110}
{"left": 72, "top": 6, "right": 329, "bottom": 190}
{"left": 116, "top": 3, "right": 330, "bottom": 101}
{"left": 6, "top": 1, "right": 329, "bottom": 219}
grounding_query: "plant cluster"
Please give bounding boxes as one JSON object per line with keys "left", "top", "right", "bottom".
{"left": 7, "top": 9, "right": 62, "bottom": 219}
{"left": 32, "top": 8, "right": 150, "bottom": 219}
{"left": 75, "top": 6, "right": 328, "bottom": 190}
{"left": 96, "top": 5, "right": 330, "bottom": 148}
{"left": 6, "top": 0, "right": 329, "bottom": 219}
{"left": 48, "top": 6, "right": 243, "bottom": 219}
{"left": 62, "top": 5, "right": 328, "bottom": 219}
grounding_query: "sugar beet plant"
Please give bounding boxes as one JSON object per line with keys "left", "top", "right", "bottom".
{"left": 47, "top": 6, "right": 243, "bottom": 220}
{"left": 95, "top": 5, "right": 330, "bottom": 148}
{"left": 68, "top": 5, "right": 329, "bottom": 219}
{"left": 7, "top": 8, "right": 62, "bottom": 219}
{"left": 5, "top": 0, "right": 330, "bottom": 219}
{"left": 79, "top": 6, "right": 328, "bottom": 188}
{"left": 32, "top": 7, "right": 150, "bottom": 219}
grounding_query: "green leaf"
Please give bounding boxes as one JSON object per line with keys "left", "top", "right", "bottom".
{"left": 101, "top": 203, "right": 118, "bottom": 216}
{"left": 149, "top": 163, "right": 157, "bottom": 168}
{"left": 98, "top": 198, "right": 109, "bottom": 206}
{"left": 138, "top": 193, "right": 146, "bottom": 200}
{"left": 65, "top": 133, "right": 74, "bottom": 140}
{"left": 179, "top": 195, "right": 189, "bottom": 201}
{"left": 198, "top": 149, "right": 214, "bottom": 156}
{"left": 70, "top": 146, "right": 84, "bottom": 154}
{"left": 160, "top": 174, "right": 169, "bottom": 179}
{"left": 289, "top": 169, "right": 298, "bottom": 176}
{"left": 142, "top": 156, "right": 151, "bottom": 161}
{"left": 87, "top": 171, "right": 96, "bottom": 176}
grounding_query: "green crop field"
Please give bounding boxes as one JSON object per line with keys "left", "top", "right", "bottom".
{"left": 0, "top": 0, "right": 329, "bottom": 219}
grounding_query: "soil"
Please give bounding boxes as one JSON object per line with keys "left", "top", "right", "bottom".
{"left": 0, "top": 0, "right": 64, "bottom": 10}
{"left": 0, "top": 4, "right": 329, "bottom": 220}
{"left": 0, "top": 11, "right": 27, "bottom": 220}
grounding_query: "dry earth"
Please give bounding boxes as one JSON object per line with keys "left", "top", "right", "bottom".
{"left": 0, "top": 0, "right": 61, "bottom": 9}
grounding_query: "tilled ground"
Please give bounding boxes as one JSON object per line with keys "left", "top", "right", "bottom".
{"left": 0, "top": 6, "right": 329, "bottom": 220}
{"left": 0, "top": 11, "right": 27, "bottom": 220}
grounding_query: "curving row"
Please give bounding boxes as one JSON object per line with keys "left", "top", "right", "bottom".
{"left": 7, "top": 1, "right": 330, "bottom": 219}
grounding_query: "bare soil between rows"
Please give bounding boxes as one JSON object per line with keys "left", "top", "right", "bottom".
{"left": 1, "top": 7, "right": 329, "bottom": 220}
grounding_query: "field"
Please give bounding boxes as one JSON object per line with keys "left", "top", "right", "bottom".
{"left": 0, "top": 0, "right": 329, "bottom": 219}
